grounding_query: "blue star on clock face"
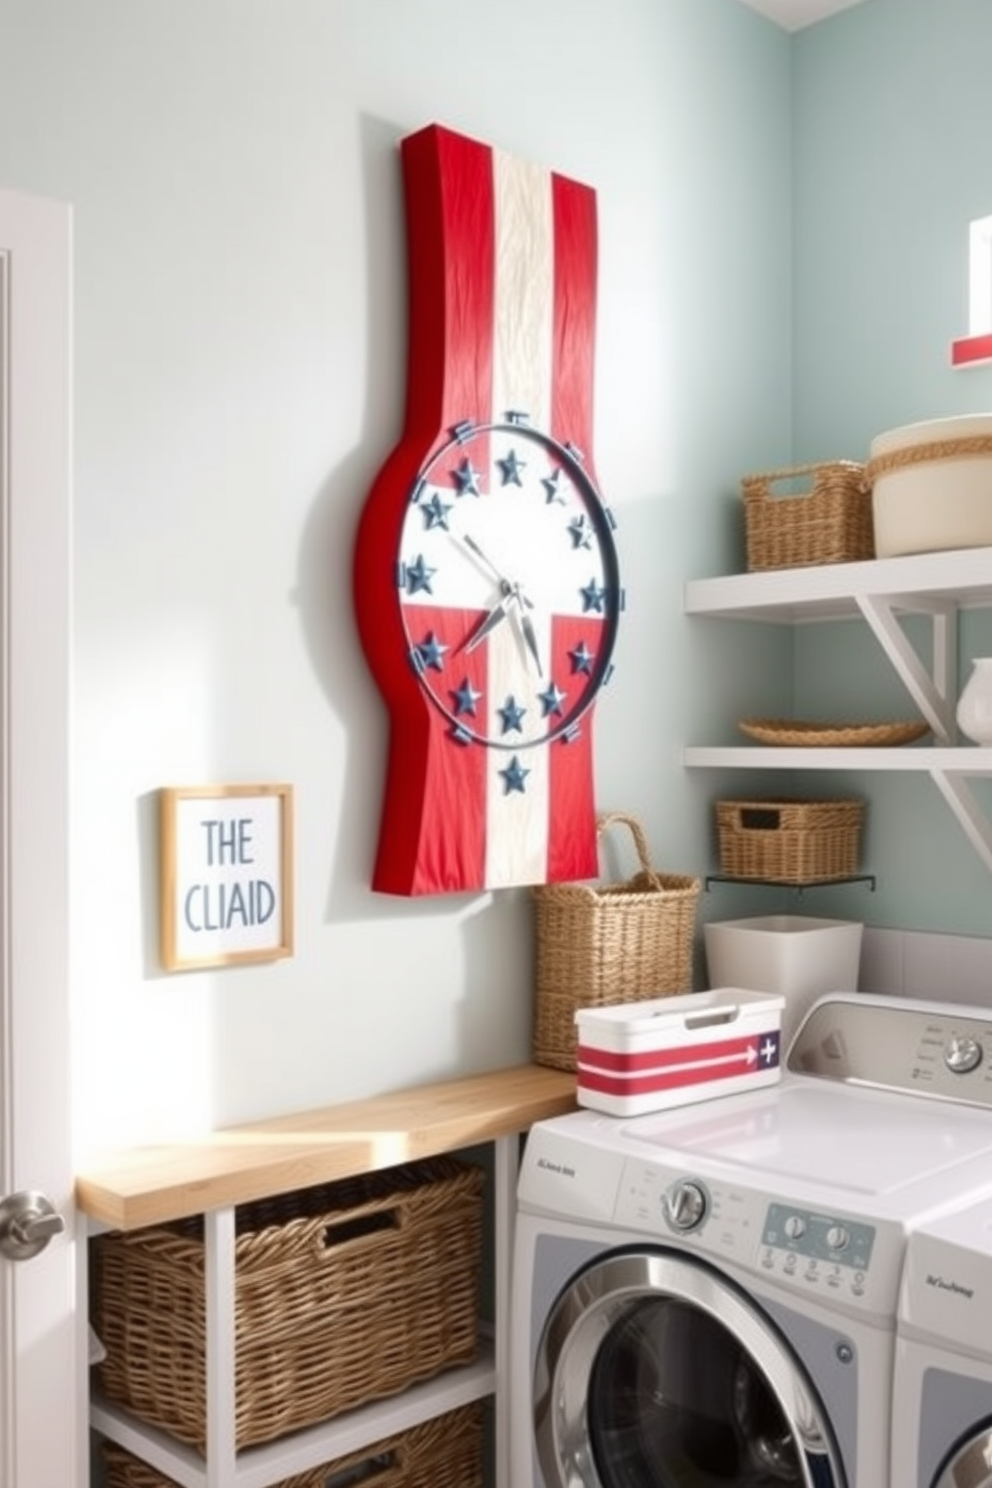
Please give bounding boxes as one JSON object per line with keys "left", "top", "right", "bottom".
{"left": 568, "top": 640, "right": 595, "bottom": 675}
{"left": 498, "top": 695, "right": 527, "bottom": 734}
{"left": 405, "top": 554, "right": 436, "bottom": 595}
{"left": 497, "top": 448, "right": 526, "bottom": 486}
{"left": 499, "top": 755, "right": 530, "bottom": 794}
{"left": 414, "top": 632, "right": 448, "bottom": 672}
{"left": 421, "top": 493, "right": 452, "bottom": 530}
{"left": 452, "top": 458, "right": 483, "bottom": 496}
{"left": 451, "top": 678, "right": 482, "bottom": 717}
{"left": 538, "top": 680, "right": 567, "bottom": 717}
{"left": 542, "top": 467, "right": 566, "bottom": 504}
{"left": 581, "top": 578, "right": 607, "bottom": 613}
{"left": 568, "top": 515, "right": 594, "bottom": 550}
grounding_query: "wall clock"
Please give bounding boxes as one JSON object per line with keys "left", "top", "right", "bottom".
{"left": 354, "top": 123, "right": 622, "bottom": 896}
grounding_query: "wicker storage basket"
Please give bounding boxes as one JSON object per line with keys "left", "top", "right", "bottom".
{"left": 741, "top": 460, "right": 873, "bottom": 570}
{"left": 101, "top": 1402, "right": 485, "bottom": 1488}
{"left": 716, "top": 799, "right": 864, "bottom": 884}
{"left": 532, "top": 812, "right": 701, "bottom": 1072}
{"left": 91, "top": 1157, "right": 484, "bottom": 1453}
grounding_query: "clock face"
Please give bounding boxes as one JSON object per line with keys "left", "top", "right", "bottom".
{"left": 397, "top": 416, "right": 621, "bottom": 751}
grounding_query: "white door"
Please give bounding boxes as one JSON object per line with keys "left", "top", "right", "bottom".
{"left": 0, "top": 189, "right": 81, "bottom": 1486}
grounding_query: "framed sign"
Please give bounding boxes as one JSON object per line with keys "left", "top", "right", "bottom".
{"left": 159, "top": 783, "right": 294, "bottom": 971}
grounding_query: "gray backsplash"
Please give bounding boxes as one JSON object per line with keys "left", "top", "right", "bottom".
{"left": 860, "top": 928, "right": 992, "bottom": 1009}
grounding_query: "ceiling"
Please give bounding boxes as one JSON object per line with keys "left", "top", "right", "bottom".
{"left": 734, "top": 0, "right": 868, "bottom": 30}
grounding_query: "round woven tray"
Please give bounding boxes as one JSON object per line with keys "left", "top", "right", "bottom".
{"left": 738, "top": 718, "right": 930, "bottom": 747}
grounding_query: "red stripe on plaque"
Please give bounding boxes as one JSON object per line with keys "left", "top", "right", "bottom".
{"left": 550, "top": 170, "right": 598, "bottom": 457}
{"left": 546, "top": 172, "right": 602, "bottom": 881}
{"left": 402, "top": 125, "right": 495, "bottom": 439}
{"left": 402, "top": 604, "right": 489, "bottom": 895}
{"left": 547, "top": 613, "right": 603, "bottom": 881}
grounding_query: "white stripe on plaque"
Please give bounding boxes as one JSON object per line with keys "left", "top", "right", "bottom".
{"left": 482, "top": 149, "right": 557, "bottom": 885}
{"left": 492, "top": 149, "right": 554, "bottom": 430}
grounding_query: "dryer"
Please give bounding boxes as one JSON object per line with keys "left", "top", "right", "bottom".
{"left": 511, "top": 993, "right": 992, "bottom": 1488}
{"left": 892, "top": 1193, "right": 992, "bottom": 1488}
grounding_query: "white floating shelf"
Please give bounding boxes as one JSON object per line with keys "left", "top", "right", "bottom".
{"left": 684, "top": 746, "right": 992, "bottom": 773}
{"left": 684, "top": 546, "right": 992, "bottom": 624}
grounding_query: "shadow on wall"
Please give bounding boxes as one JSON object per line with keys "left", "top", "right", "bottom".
{"left": 293, "top": 112, "right": 411, "bottom": 925}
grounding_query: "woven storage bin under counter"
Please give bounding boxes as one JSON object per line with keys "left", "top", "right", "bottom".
{"left": 91, "top": 1156, "right": 484, "bottom": 1453}
{"left": 716, "top": 798, "right": 864, "bottom": 885}
{"left": 532, "top": 812, "right": 701, "bottom": 1072}
{"left": 741, "top": 460, "right": 873, "bottom": 570}
{"left": 101, "top": 1402, "right": 485, "bottom": 1488}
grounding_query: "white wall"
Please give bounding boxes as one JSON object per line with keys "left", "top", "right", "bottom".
{"left": 0, "top": 0, "right": 794, "bottom": 1154}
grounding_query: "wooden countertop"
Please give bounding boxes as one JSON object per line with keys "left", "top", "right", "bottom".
{"left": 75, "top": 1063, "right": 577, "bottom": 1231}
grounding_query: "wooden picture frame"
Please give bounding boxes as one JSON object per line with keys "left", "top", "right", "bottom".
{"left": 159, "top": 783, "right": 294, "bottom": 971}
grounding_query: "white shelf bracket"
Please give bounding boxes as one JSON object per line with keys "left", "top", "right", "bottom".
{"left": 857, "top": 593, "right": 958, "bottom": 743}
{"left": 930, "top": 768, "right": 992, "bottom": 874}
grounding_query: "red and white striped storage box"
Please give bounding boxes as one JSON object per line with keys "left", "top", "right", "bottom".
{"left": 575, "top": 989, "right": 785, "bottom": 1117}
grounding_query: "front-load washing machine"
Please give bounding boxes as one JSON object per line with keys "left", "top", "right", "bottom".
{"left": 511, "top": 993, "right": 992, "bottom": 1488}
{"left": 892, "top": 1192, "right": 992, "bottom": 1488}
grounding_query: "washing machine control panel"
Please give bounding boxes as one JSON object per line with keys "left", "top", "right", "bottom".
{"left": 761, "top": 1202, "right": 876, "bottom": 1294}
{"left": 790, "top": 996, "right": 992, "bottom": 1104}
{"left": 615, "top": 1158, "right": 893, "bottom": 1312}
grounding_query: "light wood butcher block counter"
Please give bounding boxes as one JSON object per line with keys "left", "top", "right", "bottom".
{"left": 76, "top": 1062, "right": 577, "bottom": 1231}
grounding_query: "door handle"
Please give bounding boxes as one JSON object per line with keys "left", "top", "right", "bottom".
{"left": 0, "top": 1190, "right": 66, "bottom": 1261}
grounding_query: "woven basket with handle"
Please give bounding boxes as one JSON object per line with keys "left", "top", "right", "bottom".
{"left": 531, "top": 812, "right": 701, "bottom": 1072}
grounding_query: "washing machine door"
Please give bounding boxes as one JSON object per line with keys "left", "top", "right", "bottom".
{"left": 933, "top": 1424, "right": 992, "bottom": 1488}
{"left": 534, "top": 1249, "right": 846, "bottom": 1488}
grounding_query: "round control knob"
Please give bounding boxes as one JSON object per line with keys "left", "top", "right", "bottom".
{"left": 826, "top": 1225, "right": 850, "bottom": 1252}
{"left": 784, "top": 1214, "right": 806, "bottom": 1240}
{"left": 666, "top": 1180, "right": 708, "bottom": 1232}
{"left": 944, "top": 1035, "right": 983, "bottom": 1075}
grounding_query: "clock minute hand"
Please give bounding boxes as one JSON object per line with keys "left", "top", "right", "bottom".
{"left": 511, "top": 585, "right": 544, "bottom": 676}
{"left": 460, "top": 533, "right": 511, "bottom": 587}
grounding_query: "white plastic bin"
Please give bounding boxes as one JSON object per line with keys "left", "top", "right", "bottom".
{"left": 575, "top": 988, "right": 785, "bottom": 1116}
{"left": 703, "top": 915, "right": 862, "bottom": 1050}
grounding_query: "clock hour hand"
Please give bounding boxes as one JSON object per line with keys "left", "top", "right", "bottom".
{"left": 463, "top": 581, "right": 514, "bottom": 654}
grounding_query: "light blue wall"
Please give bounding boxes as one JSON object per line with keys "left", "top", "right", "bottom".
{"left": 790, "top": 0, "right": 992, "bottom": 931}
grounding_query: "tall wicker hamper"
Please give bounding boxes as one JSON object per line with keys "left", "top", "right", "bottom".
{"left": 91, "top": 1156, "right": 484, "bottom": 1453}
{"left": 101, "top": 1402, "right": 485, "bottom": 1488}
{"left": 741, "top": 460, "right": 873, "bottom": 570}
{"left": 532, "top": 813, "right": 701, "bottom": 1072}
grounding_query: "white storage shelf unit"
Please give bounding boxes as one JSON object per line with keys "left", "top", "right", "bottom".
{"left": 79, "top": 1064, "right": 576, "bottom": 1488}
{"left": 683, "top": 546, "right": 992, "bottom": 873}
